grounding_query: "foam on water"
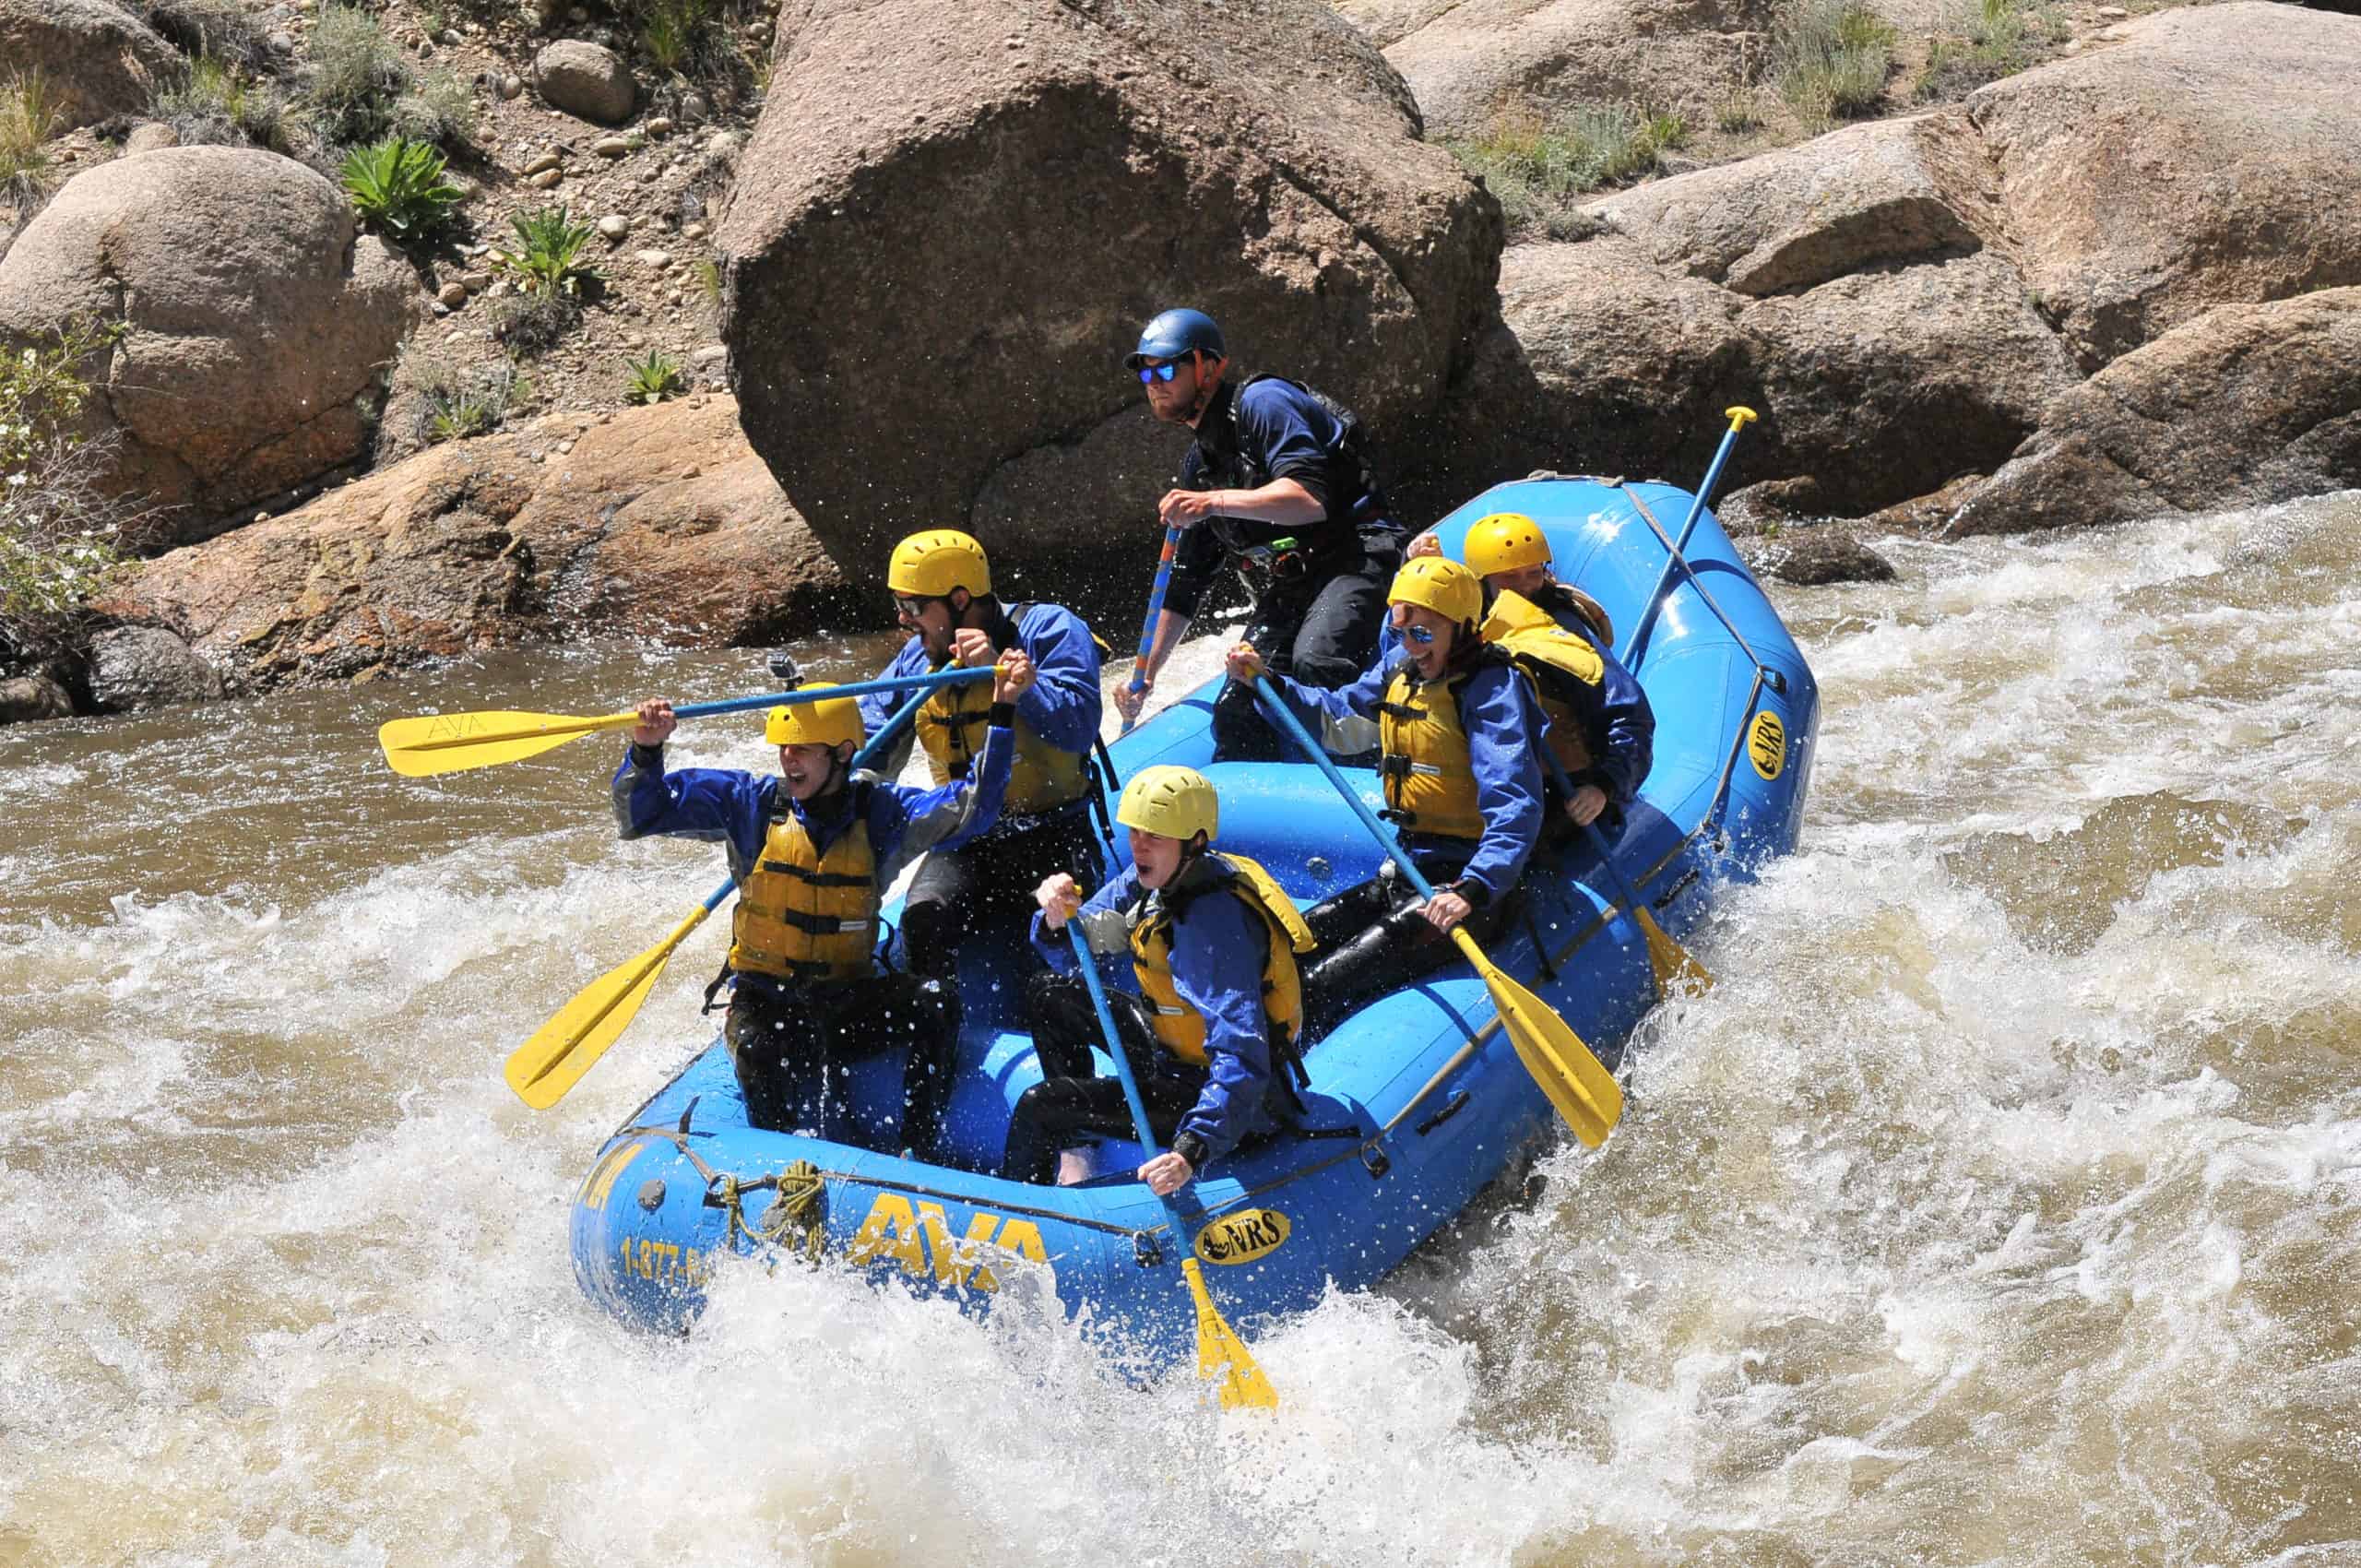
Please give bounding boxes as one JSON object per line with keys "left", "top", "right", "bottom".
{"left": 4, "top": 499, "right": 2359, "bottom": 1564}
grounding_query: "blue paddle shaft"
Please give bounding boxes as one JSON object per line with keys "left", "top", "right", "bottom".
{"left": 1251, "top": 682, "right": 1439, "bottom": 902}
{"left": 1125, "top": 526, "right": 1183, "bottom": 722}
{"left": 1621, "top": 421, "right": 1750, "bottom": 667}
{"left": 671, "top": 664, "right": 991, "bottom": 722}
{"left": 1065, "top": 924, "right": 1161, "bottom": 1155}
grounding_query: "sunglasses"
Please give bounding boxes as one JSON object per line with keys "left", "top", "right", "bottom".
{"left": 892, "top": 593, "right": 943, "bottom": 621}
{"left": 1402, "top": 624, "right": 1437, "bottom": 645}
{"left": 1136, "top": 360, "right": 1188, "bottom": 385}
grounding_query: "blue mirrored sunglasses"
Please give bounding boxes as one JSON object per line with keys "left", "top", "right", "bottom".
{"left": 1136, "top": 361, "right": 1184, "bottom": 385}
{"left": 1403, "top": 624, "right": 1436, "bottom": 645}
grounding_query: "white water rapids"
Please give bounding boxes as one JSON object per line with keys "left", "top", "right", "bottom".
{"left": 3, "top": 494, "right": 2356, "bottom": 1566}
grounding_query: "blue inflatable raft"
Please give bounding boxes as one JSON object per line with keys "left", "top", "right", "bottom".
{"left": 566, "top": 475, "right": 1819, "bottom": 1372}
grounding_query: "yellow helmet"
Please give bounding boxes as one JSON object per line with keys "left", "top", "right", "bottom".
{"left": 1464, "top": 512, "right": 1551, "bottom": 578}
{"left": 888, "top": 529, "right": 991, "bottom": 600}
{"left": 765, "top": 683, "right": 866, "bottom": 749}
{"left": 1388, "top": 556, "right": 1482, "bottom": 626}
{"left": 1116, "top": 765, "right": 1218, "bottom": 843}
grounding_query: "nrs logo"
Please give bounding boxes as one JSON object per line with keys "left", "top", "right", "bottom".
{"left": 846, "top": 1192, "right": 1051, "bottom": 1292}
{"left": 1748, "top": 709, "right": 1787, "bottom": 780}
{"left": 1193, "top": 1208, "right": 1290, "bottom": 1266}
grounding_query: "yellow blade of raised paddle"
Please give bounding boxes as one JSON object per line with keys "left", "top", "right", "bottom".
{"left": 1636, "top": 905, "right": 1713, "bottom": 995}
{"left": 504, "top": 902, "right": 713, "bottom": 1109}
{"left": 1452, "top": 929, "right": 1623, "bottom": 1148}
{"left": 379, "top": 708, "right": 639, "bottom": 778}
{"left": 1181, "top": 1257, "right": 1278, "bottom": 1410}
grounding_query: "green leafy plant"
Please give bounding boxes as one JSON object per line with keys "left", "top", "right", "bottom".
{"left": 427, "top": 389, "right": 493, "bottom": 441}
{"left": 492, "top": 205, "right": 600, "bottom": 296}
{"left": 399, "top": 346, "right": 532, "bottom": 445}
{"left": 623, "top": 350, "right": 684, "bottom": 405}
{"left": 341, "top": 137, "right": 465, "bottom": 241}
{"left": 1774, "top": 0, "right": 1897, "bottom": 127}
{"left": 0, "top": 72, "right": 62, "bottom": 212}
{"left": 1, "top": 320, "right": 134, "bottom": 655}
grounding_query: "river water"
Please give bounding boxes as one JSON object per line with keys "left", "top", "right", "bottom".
{"left": 4, "top": 494, "right": 2357, "bottom": 1566}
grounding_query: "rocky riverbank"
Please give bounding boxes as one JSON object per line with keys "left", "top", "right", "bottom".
{"left": 2, "top": 0, "right": 2355, "bottom": 723}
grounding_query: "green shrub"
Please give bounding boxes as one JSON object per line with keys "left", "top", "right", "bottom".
{"left": 692, "top": 255, "right": 722, "bottom": 304}
{"left": 306, "top": 4, "right": 412, "bottom": 149}
{"left": 0, "top": 73, "right": 61, "bottom": 212}
{"left": 626, "top": 0, "right": 753, "bottom": 112}
{"left": 1, "top": 320, "right": 133, "bottom": 656}
{"left": 624, "top": 350, "right": 684, "bottom": 405}
{"left": 387, "top": 66, "right": 477, "bottom": 149}
{"left": 1774, "top": 0, "right": 1897, "bottom": 128}
{"left": 147, "top": 54, "right": 292, "bottom": 151}
{"left": 487, "top": 291, "right": 582, "bottom": 357}
{"left": 1714, "top": 83, "right": 1763, "bottom": 134}
{"left": 342, "top": 137, "right": 464, "bottom": 242}
{"left": 1917, "top": 0, "right": 2060, "bottom": 100}
{"left": 1446, "top": 103, "right": 1687, "bottom": 241}
{"left": 492, "top": 206, "right": 600, "bottom": 296}
{"left": 394, "top": 345, "right": 532, "bottom": 445}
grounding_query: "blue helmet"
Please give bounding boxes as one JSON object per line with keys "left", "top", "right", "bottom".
{"left": 1125, "top": 307, "right": 1226, "bottom": 370}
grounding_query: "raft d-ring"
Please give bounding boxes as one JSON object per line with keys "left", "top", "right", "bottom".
{"left": 1358, "top": 1141, "right": 1392, "bottom": 1179}
{"left": 1133, "top": 1230, "right": 1165, "bottom": 1269}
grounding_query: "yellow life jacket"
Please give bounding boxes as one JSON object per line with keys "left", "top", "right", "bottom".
{"left": 913, "top": 609, "right": 1092, "bottom": 817}
{"left": 728, "top": 787, "right": 879, "bottom": 983}
{"left": 1376, "top": 661, "right": 1491, "bottom": 840}
{"left": 1127, "top": 853, "right": 1316, "bottom": 1068}
{"left": 1481, "top": 588, "right": 1608, "bottom": 777}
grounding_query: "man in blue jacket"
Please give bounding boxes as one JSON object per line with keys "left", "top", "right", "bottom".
{"left": 1003, "top": 766, "right": 1315, "bottom": 1192}
{"left": 615, "top": 652, "right": 1034, "bottom": 1156}
{"left": 859, "top": 529, "right": 1106, "bottom": 983}
{"left": 1227, "top": 557, "right": 1546, "bottom": 1039}
{"left": 1112, "top": 307, "right": 1405, "bottom": 762}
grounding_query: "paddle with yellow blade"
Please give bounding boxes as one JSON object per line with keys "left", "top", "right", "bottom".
{"left": 1064, "top": 922, "right": 1278, "bottom": 1410}
{"left": 501, "top": 671, "right": 980, "bottom": 1110}
{"left": 1252, "top": 680, "right": 1623, "bottom": 1149}
{"left": 379, "top": 666, "right": 992, "bottom": 778}
{"left": 1533, "top": 746, "right": 1711, "bottom": 997}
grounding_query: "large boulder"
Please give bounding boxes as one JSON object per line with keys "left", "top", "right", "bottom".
{"left": 0, "top": 148, "right": 418, "bottom": 548}
{"left": 0, "top": 0, "right": 181, "bottom": 133}
{"left": 1966, "top": 2, "right": 2361, "bottom": 370}
{"left": 1584, "top": 113, "right": 2002, "bottom": 297}
{"left": 1428, "top": 229, "right": 2078, "bottom": 518}
{"left": 719, "top": 0, "right": 1502, "bottom": 576}
{"left": 1946, "top": 287, "right": 2361, "bottom": 535}
{"left": 100, "top": 398, "right": 872, "bottom": 692}
{"left": 1374, "top": 0, "right": 1772, "bottom": 142}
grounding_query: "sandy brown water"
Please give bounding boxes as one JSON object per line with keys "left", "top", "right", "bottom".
{"left": 3, "top": 494, "right": 2357, "bottom": 1566}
